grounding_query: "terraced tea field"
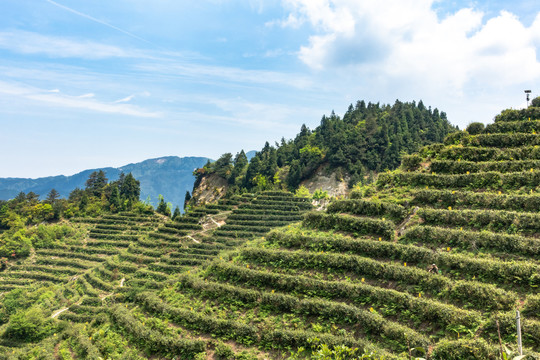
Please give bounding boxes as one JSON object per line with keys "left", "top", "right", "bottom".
{"left": 2, "top": 111, "right": 540, "bottom": 359}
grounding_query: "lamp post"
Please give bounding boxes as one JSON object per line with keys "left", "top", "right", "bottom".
{"left": 525, "top": 90, "right": 531, "bottom": 107}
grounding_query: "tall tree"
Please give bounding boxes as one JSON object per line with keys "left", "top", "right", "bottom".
{"left": 119, "top": 173, "right": 140, "bottom": 205}
{"left": 183, "top": 191, "right": 191, "bottom": 210}
{"left": 172, "top": 206, "right": 181, "bottom": 220}
{"left": 85, "top": 170, "right": 108, "bottom": 197}
{"left": 45, "top": 189, "right": 60, "bottom": 204}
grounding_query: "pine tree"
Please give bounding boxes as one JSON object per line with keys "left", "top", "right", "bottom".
{"left": 183, "top": 191, "right": 191, "bottom": 209}
{"left": 120, "top": 173, "right": 140, "bottom": 205}
{"left": 172, "top": 206, "right": 181, "bottom": 220}
{"left": 46, "top": 189, "right": 60, "bottom": 204}
{"left": 85, "top": 170, "right": 108, "bottom": 197}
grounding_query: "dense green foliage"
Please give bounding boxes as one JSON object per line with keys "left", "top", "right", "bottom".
{"left": 3, "top": 100, "right": 540, "bottom": 359}
{"left": 196, "top": 99, "right": 455, "bottom": 194}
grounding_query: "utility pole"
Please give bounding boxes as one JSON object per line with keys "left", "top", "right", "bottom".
{"left": 516, "top": 310, "right": 523, "bottom": 356}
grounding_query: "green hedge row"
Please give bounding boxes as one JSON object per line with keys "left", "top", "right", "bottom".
{"left": 135, "top": 291, "right": 258, "bottom": 345}
{"left": 65, "top": 325, "right": 103, "bottom": 360}
{"left": 75, "top": 276, "right": 100, "bottom": 297}
{"left": 94, "top": 224, "right": 129, "bottom": 231}
{"left": 89, "top": 233, "right": 139, "bottom": 241}
{"left": 232, "top": 208, "right": 302, "bottom": 216}
{"left": 434, "top": 145, "right": 540, "bottom": 162}
{"left": 468, "top": 133, "right": 540, "bottom": 147}
{"left": 133, "top": 269, "right": 168, "bottom": 281}
{"left": 412, "top": 189, "right": 540, "bottom": 212}
{"left": 378, "top": 170, "right": 540, "bottom": 190}
{"left": 174, "top": 216, "right": 200, "bottom": 224}
{"left": 419, "top": 208, "right": 540, "bottom": 234}
{"left": 86, "top": 240, "right": 131, "bottom": 248}
{"left": 266, "top": 229, "right": 519, "bottom": 307}
{"left": 524, "top": 294, "right": 540, "bottom": 318}
{"left": 35, "top": 257, "right": 97, "bottom": 269}
{"left": 148, "top": 262, "right": 187, "bottom": 274}
{"left": 89, "top": 228, "right": 123, "bottom": 235}
{"left": 173, "top": 247, "right": 220, "bottom": 256}
{"left": 103, "top": 258, "right": 138, "bottom": 273}
{"left": 485, "top": 119, "right": 540, "bottom": 134}
{"left": 149, "top": 232, "right": 182, "bottom": 242}
{"left": 161, "top": 257, "right": 205, "bottom": 266}
{"left": 227, "top": 214, "right": 303, "bottom": 222}
{"left": 303, "top": 212, "right": 395, "bottom": 240}
{"left": 35, "top": 250, "right": 103, "bottom": 263}
{"left": 4, "top": 270, "right": 67, "bottom": 283}
{"left": 157, "top": 227, "right": 188, "bottom": 236}
{"left": 163, "top": 222, "right": 201, "bottom": 231}
{"left": 241, "top": 246, "right": 524, "bottom": 307}
{"left": 404, "top": 225, "right": 540, "bottom": 257}
{"left": 118, "top": 252, "right": 156, "bottom": 264}
{"left": 493, "top": 107, "right": 540, "bottom": 122}
{"left": 430, "top": 159, "right": 540, "bottom": 175}
{"left": 326, "top": 199, "right": 407, "bottom": 222}
{"left": 217, "top": 225, "right": 272, "bottom": 234}
{"left": 483, "top": 311, "right": 540, "bottom": 351}
{"left": 136, "top": 291, "right": 390, "bottom": 357}
{"left": 430, "top": 338, "right": 500, "bottom": 360}
{"left": 213, "top": 230, "right": 258, "bottom": 238}
{"left": 84, "top": 272, "right": 113, "bottom": 291}
{"left": 168, "top": 252, "right": 213, "bottom": 260}
{"left": 109, "top": 304, "right": 206, "bottom": 358}
{"left": 224, "top": 220, "right": 291, "bottom": 228}
{"left": 251, "top": 199, "right": 313, "bottom": 210}
{"left": 175, "top": 274, "right": 428, "bottom": 351}
{"left": 207, "top": 262, "right": 481, "bottom": 330}
{"left": 10, "top": 264, "right": 79, "bottom": 276}
{"left": 238, "top": 203, "right": 301, "bottom": 212}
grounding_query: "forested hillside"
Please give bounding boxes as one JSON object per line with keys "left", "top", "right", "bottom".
{"left": 1, "top": 100, "right": 540, "bottom": 359}
{"left": 0, "top": 156, "right": 209, "bottom": 210}
{"left": 192, "top": 100, "right": 456, "bottom": 200}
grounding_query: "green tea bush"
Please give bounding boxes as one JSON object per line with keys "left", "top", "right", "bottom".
{"left": 303, "top": 212, "right": 395, "bottom": 240}
{"left": 412, "top": 189, "right": 540, "bottom": 212}
{"left": 431, "top": 338, "right": 499, "bottom": 360}
{"left": 326, "top": 199, "right": 407, "bottom": 222}
{"left": 403, "top": 225, "right": 540, "bottom": 257}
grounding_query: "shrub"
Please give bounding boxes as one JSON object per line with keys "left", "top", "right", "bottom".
{"left": 466, "top": 122, "right": 485, "bottom": 135}
{"left": 3, "top": 306, "right": 54, "bottom": 342}
{"left": 431, "top": 338, "right": 499, "bottom": 360}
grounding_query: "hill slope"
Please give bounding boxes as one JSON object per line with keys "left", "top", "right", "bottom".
{"left": 1, "top": 102, "right": 540, "bottom": 359}
{"left": 189, "top": 99, "right": 456, "bottom": 206}
{"left": 0, "top": 156, "right": 210, "bottom": 209}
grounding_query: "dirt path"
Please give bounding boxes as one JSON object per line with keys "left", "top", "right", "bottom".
{"left": 51, "top": 307, "right": 69, "bottom": 318}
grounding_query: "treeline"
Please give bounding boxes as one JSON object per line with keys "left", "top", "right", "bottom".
{"left": 196, "top": 99, "right": 456, "bottom": 194}
{"left": 0, "top": 171, "right": 147, "bottom": 259}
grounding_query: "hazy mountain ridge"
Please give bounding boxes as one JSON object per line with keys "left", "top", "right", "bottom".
{"left": 0, "top": 156, "right": 210, "bottom": 208}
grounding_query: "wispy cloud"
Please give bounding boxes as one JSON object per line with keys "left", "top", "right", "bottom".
{"left": 45, "top": 0, "right": 154, "bottom": 46}
{"left": 0, "top": 80, "right": 160, "bottom": 118}
{"left": 134, "top": 61, "right": 314, "bottom": 90}
{"left": 0, "top": 30, "right": 129, "bottom": 59}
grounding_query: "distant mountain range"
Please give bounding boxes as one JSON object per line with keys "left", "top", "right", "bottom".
{"left": 0, "top": 156, "right": 211, "bottom": 210}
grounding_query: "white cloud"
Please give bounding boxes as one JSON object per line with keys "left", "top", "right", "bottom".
{"left": 278, "top": 0, "right": 540, "bottom": 91}
{"left": 0, "top": 81, "right": 160, "bottom": 118}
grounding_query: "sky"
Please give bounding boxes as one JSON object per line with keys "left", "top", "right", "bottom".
{"left": 1, "top": 0, "right": 539, "bottom": 178}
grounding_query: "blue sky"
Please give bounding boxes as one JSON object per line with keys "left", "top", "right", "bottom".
{"left": 1, "top": 0, "right": 539, "bottom": 178}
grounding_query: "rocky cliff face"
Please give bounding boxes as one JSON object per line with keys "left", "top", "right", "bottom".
{"left": 299, "top": 164, "right": 350, "bottom": 198}
{"left": 189, "top": 173, "right": 229, "bottom": 206}
{"left": 190, "top": 163, "right": 350, "bottom": 207}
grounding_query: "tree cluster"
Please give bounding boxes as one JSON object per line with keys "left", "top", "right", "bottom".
{"left": 196, "top": 99, "right": 456, "bottom": 193}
